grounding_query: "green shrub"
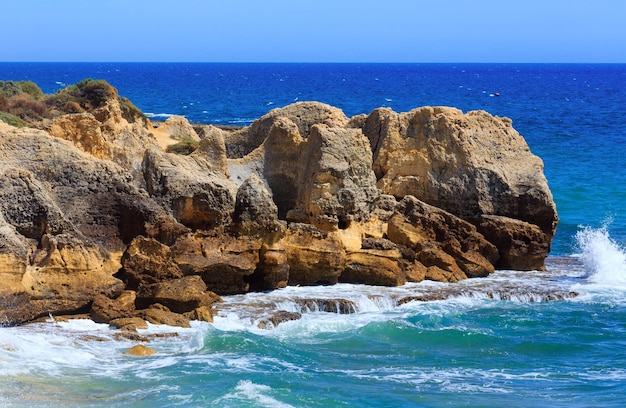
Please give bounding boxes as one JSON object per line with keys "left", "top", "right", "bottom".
{"left": 17, "top": 81, "right": 43, "bottom": 99}
{"left": 166, "top": 138, "right": 200, "bottom": 155}
{"left": 0, "top": 81, "right": 23, "bottom": 98}
{"left": 47, "top": 78, "right": 117, "bottom": 113}
{"left": 0, "top": 111, "right": 27, "bottom": 127}
{"left": 120, "top": 96, "right": 146, "bottom": 124}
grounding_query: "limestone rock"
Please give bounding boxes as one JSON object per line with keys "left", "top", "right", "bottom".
{"left": 232, "top": 174, "right": 285, "bottom": 240}
{"left": 119, "top": 236, "right": 183, "bottom": 289}
{"left": 49, "top": 113, "right": 108, "bottom": 159}
{"left": 224, "top": 101, "right": 349, "bottom": 158}
{"left": 48, "top": 94, "right": 158, "bottom": 175}
{"left": 387, "top": 196, "right": 499, "bottom": 282}
{"left": 341, "top": 249, "right": 407, "bottom": 286}
{"left": 126, "top": 344, "right": 156, "bottom": 356}
{"left": 246, "top": 243, "right": 290, "bottom": 291}
{"left": 340, "top": 238, "right": 416, "bottom": 286}
{"left": 136, "top": 275, "right": 219, "bottom": 313}
{"left": 143, "top": 148, "right": 237, "bottom": 229}
{"left": 361, "top": 106, "right": 558, "bottom": 238}
{"left": 154, "top": 115, "right": 200, "bottom": 142}
{"left": 281, "top": 223, "right": 345, "bottom": 286}
{"left": 0, "top": 120, "right": 180, "bottom": 324}
{"left": 478, "top": 215, "right": 552, "bottom": 270}
{"left": 194, "top": 125, "right": 230, "bottom": 177}
{"left": 289, "top": 124, "right": 380, "bottom": 231}
{"left": 90, "top": 291, "right": 137, "bottom": 323}
{"left": 171, "top": 232, "right": 261, "bottom": 294}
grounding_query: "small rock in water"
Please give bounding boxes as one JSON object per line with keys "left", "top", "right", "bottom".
{"left": 125, "top": 344, "right": 156, "bottom": 356}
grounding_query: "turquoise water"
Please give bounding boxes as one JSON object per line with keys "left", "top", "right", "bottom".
{"left": 1, "top": 63, "right": 625, "bottom": 407}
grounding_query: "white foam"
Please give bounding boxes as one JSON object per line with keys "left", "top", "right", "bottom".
{"left": 576, "top": 225, "right": 626, "bottom": 287}
{"left": 144, "top": 112, "right": 180, "bottom": 119}
{"left": 216, "top": 380, "right": 294, "bottom": 408}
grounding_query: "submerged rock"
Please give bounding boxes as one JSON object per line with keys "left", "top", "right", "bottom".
{"left": 125, "top": 344, "right": 156, "bottom": 356}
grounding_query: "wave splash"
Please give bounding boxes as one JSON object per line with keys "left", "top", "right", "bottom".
{"left": 576, "top": 225, "right": 626, "bottom": 287}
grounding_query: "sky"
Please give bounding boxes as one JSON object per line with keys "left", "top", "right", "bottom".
{"left": 1, "top": 0, "right": 625, "bottom": 63}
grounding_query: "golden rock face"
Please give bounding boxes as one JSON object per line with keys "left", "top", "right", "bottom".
{"left": 0, "top": 83, "right": 558, "bottom": 325}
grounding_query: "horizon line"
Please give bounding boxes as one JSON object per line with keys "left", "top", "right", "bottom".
{"left": 1, "top": 61, "right": 626, "bottom": 65}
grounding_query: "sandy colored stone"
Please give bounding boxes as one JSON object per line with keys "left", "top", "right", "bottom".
{"left": 136, "top": 275, "right": 217, "bottom": 313}
{"left": 151, "top": 115, "right": 200, "bottom": 146}
{"left": 139, "top": 304, "right": 191, "bottom": 328}
{"left": 126, "top": 344, "right": 156, "bottom": 356}
{"left": 119, "top": 236, "right": 183, "bottom": 289}
{"left": 143, "top": 148, "right": 237, "bottom": 229}
{"left": 172, "top": 232, "right": 262, "bottom": 294}
{"left": 281, "top": 223, "right": 345, "bottom": 286}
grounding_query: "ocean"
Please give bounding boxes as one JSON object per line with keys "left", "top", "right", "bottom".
{"left": 0, "top": 63, "right": 625, "bottom": 407}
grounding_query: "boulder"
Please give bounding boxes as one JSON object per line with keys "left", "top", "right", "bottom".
{"left": 289, "top": 124, "right": 380, "bottom": 231}
{"left": 142, "top": 148, "right": 237, "bottom": 230}
{"left": 477, "top": 215, "right": 552, "bottom": 270}
{"left": 232, "top": 174, "right": 285, "bottom": 240}
{"left": 138, "top": 304, "right": 191, "bottom": 328}
{"left": 387, "top": 196, "right": 499, "bottom": 282}
{"left": 194, "top": 125, "right": 230, "bottom": 177}
{"left": 110, "top": 316, "right": 148, "bottom": 331}
{"left": 184, "top": 305, "right": 215, "bottom": 323}
{"left": 171, "top": 232, "right": 261, "bottom": 294}
{"left": 126, "top": 344, "right": 157, "bottom": 356}
{"left": 90, "top": 290, "right": 137, "bottom": 323}
{"left": 136, "top": 275, "right": 220, "bottom": 313}
{"left": 119, "top": 236, "right": 183, "bottom": 289}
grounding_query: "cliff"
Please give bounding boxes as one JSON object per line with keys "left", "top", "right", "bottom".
{"left": 0, "top": 81, "right": 557, "bottom": 326}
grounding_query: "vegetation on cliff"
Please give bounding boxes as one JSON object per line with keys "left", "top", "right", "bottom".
{"left": 0, "top": 78, "right": 145, "bottom": 127}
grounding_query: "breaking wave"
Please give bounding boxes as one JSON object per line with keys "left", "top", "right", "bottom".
{"left": 576, "top": 225, "right": 626, "bottom": 287}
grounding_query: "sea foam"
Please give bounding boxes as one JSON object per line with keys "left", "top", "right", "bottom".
{"left": 576, "top": 225, "right": 626, "bottom": 287}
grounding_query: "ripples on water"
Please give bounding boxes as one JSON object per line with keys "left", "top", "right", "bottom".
{"left": 0, "top": 227, "right": 624, "bottom": 407}
{"left": 1, "top": 63, "right": 625, "bottom": 406}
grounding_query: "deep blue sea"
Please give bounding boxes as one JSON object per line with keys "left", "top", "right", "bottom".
{"left": 1, "top": 63, "right": 625, "bottom": 407}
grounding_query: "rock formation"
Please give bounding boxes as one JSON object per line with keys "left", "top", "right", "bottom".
{"left": 0, "top": 81, "right": 558, "bottom": 326}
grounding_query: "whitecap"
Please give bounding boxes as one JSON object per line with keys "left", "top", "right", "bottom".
{"left": 215, "top": 380, "right": 294, "bottom": 408}
{"left": 144, "top": 112, "right": 179, "bottom": 119}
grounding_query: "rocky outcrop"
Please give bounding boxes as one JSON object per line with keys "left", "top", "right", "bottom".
{"left": 0, "top": 81, "right": 559, "bottom": 326}
{"left": 142, "top": 148, "right": 237, "bottom": 229}
{"left": 224, "top": 102, "right": 349, "bottom": 158}
{"left": 152, "top": 115, "right": 200, "bottom": 143}
{"left": 362, "top": 106, "right": 558, "bottom": 240}
{"left": 388, "top": 196, "right": 499, "bottom": 282}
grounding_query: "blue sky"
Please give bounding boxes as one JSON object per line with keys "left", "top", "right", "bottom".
{"left": 1, "top": 0, "right": 625, "bottom": 62}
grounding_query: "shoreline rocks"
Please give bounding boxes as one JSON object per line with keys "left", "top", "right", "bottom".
{"left": 0, "top": 81, "right": 558, "bottom": 326}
